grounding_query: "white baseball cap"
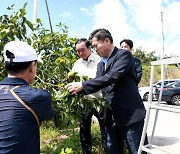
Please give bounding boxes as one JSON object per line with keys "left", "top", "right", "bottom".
{"left": 4, "top": 41, "right": 37, "bottom": 62}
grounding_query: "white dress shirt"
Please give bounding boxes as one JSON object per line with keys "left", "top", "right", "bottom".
{"left": 72, "top": 52, "right": 102, "bottom": 98}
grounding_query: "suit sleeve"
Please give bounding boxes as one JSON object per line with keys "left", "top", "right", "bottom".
{"left": 134, "top": 58, "right": 142, "bottom": 84}
{"left": 39, "top": 90, "right": 54, "bottom": 121}
{"left": 96, "top": 61, "right": 103, "bottom": 78}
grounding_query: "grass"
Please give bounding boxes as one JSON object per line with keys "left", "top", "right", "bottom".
{"left": 40, "top": 121, "right": 105, "bottom": 154}
{"left": 40, "top": 121, "right": 130, "bottom": 154}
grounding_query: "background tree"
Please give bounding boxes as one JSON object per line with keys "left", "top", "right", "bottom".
{"left": 0, "top": 3, "right": 34, "bottom": 80}
{"left": 132, "top": 47, "right": 158, "bottom": 65}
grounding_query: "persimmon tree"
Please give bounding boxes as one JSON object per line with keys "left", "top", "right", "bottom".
{"left": 0, "top": 3, "right": 104, "bottom": 129}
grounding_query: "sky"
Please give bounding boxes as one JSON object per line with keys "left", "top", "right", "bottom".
{"left": 0, "top": 0, "right": 180, "bottom": 57}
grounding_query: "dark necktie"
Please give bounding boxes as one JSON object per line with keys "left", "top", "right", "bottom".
{"left": 101, "top": 57, "right": 107, "bottom": 74}
{"left": 102, "top": 62, "right": 105, "bottom": 74}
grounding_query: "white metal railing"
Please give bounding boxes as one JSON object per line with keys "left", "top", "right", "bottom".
{"left": 138, "top": 57, "right": 180, "bottom": 154}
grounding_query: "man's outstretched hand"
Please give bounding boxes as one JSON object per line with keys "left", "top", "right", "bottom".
{"left": 65, "top": 82, "right": 83, "bottom": 95}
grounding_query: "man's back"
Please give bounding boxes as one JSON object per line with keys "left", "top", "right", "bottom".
{"left": 0, "top": 78, "right": 54, "bottom": 154}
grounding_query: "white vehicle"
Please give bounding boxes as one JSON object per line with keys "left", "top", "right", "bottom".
{"left": 139, "top": 79, "right": 180, "bottom": 101}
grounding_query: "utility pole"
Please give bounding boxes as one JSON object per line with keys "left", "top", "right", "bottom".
{"left": 44, "top": 0, "right": 57, "bottom": 51}
{"left": 161, "top": 11, "right": 165, "bottom": 59}
{"left": 45, "top": 0, "right": 53, "bottom": 34}
{"left": 33, "top": 0, "right": 38, "bottom": 27}
{"left": 161, "top": 11, "right": 166, "bottom": 81}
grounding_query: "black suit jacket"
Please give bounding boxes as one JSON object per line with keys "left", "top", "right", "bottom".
{"left": 82, "top": 47, "right": 146, "bottom": 128}
{"left": 134, "top": 57, "right": 142, "bottom": 84}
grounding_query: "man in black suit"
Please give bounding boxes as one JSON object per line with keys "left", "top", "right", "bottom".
{"left": 66, "top": 28, "right": 148, "bottom": 154}
{"left": 120, "top": 39, "right": 142, "bottom": 85}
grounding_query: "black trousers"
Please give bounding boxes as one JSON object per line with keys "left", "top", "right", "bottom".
{"left": 80, "top": 108, "right": 106, "bottom": 154}
{"left": 106, "top": 120, "right": 148, "bottom": 154}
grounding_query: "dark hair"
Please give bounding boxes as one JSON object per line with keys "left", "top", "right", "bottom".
{"left": 75, "top": 38, "right": 91, "bottom": 48}
{"left": 120, "top": 39, "right": 133, "bottom": 49}
{"left": 5, "top": 61, "right": 36, "bottom": 75}
{"left": 89, "top": 28, "right": 113, "bottom": 43}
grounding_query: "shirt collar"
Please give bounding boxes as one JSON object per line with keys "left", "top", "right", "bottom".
{"left": 101, "top": 57, "right": 108, "bottom": 64}
{"left": 81, "top": 53, "right": 94, "bottom": 65}
{"left": 101, "top": 47, "right": 114, "bottom": 64}
{"left": 0, "top": 77, "right": 29, "bottom": 85}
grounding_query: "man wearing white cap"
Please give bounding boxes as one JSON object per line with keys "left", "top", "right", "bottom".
{"left": 0, "top": 41, "right": 54, "bottom": 154}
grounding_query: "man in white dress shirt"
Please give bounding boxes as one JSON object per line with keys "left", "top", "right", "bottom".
{"left": 72, "top": 38, "right": 106, "bottom": 154}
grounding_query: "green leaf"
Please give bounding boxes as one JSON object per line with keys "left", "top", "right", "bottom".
{"left": 7, "top": 4, "right": 14, "bottom": 10}
{"left": 25, "top": 19, "right": 33, "bottom": 30}
{"left": 27, "top": 38, "right": 32, "bottom": 45}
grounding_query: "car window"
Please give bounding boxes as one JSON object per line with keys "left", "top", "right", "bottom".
{"left": 154, "top": 82, "right": 162, "bottom": 87}
{"left": 155, "top": 81, "right": 168, "bottom": 87}
{"left": 164, "top": 81, "right": 169, "bottom": 85}
{"left": 153, "top": 80, "right": 180, "bottom": 88}
{"left": 169, "top": 81, "right": 177, "bottom": 84}
{"left": 172, "top": 83, "right": 180, "bottom": 88}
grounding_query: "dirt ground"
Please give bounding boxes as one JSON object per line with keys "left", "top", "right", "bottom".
{"left": 166, "top": 68, "right": 180, "bottom": 79}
